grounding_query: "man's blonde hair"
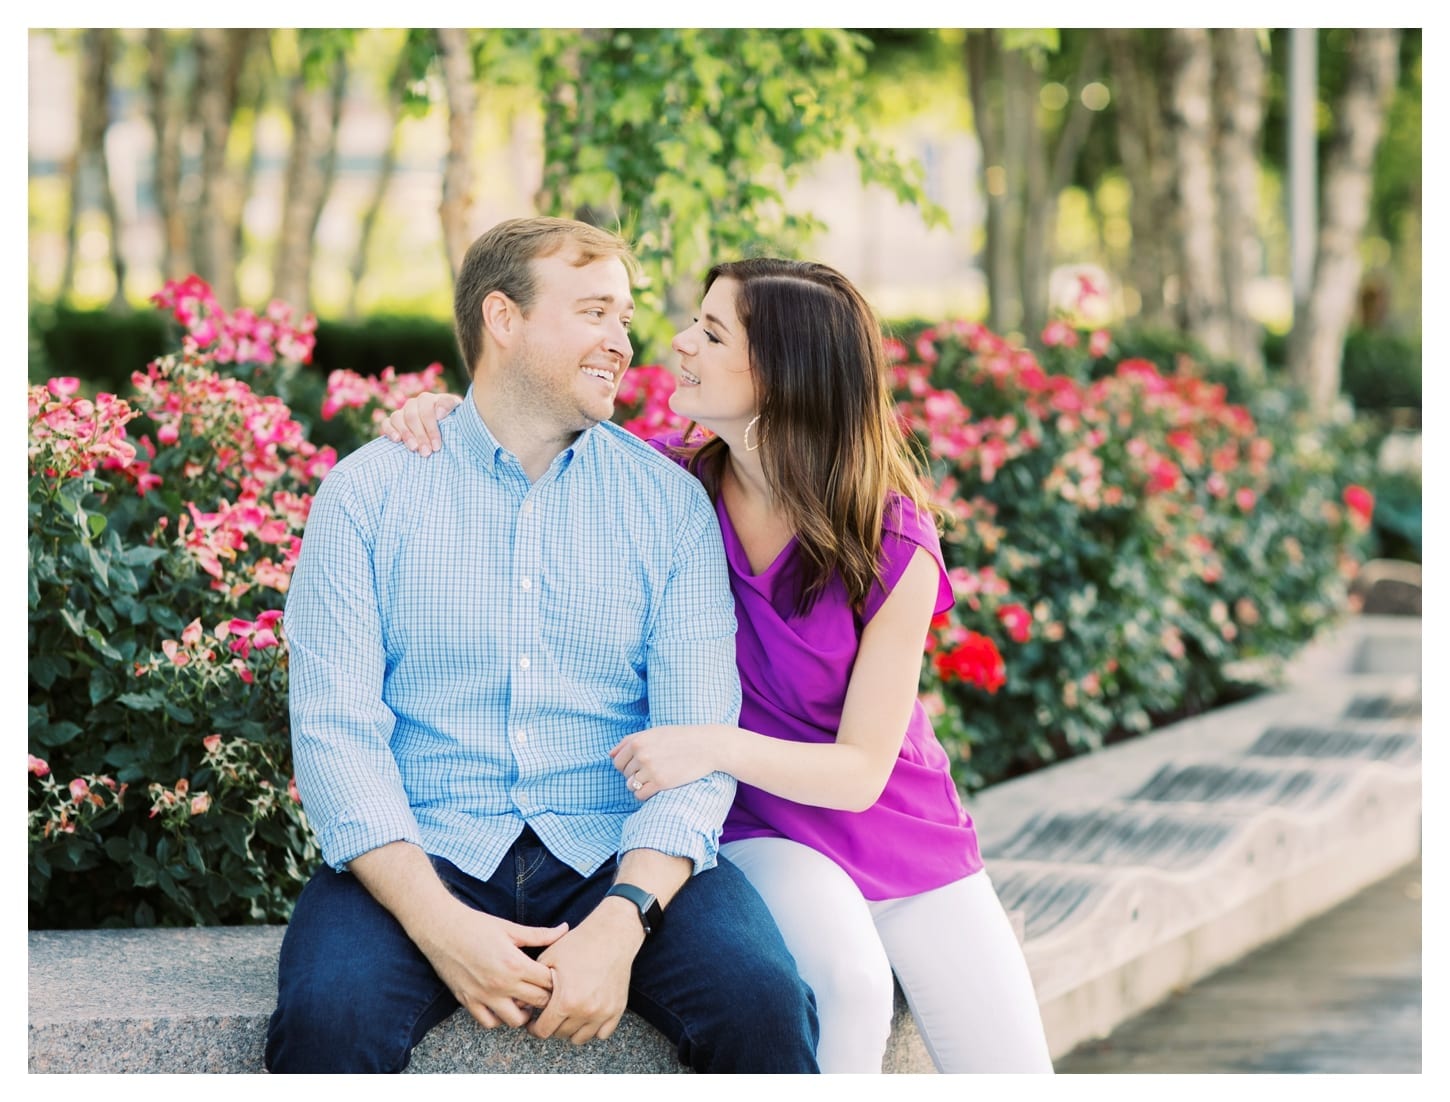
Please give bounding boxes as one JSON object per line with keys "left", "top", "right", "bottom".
{"left": 453, "top": 217, "right": 638, "bottom": 378}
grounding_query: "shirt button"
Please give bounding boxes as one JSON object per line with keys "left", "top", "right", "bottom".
{"left": 519, "top": 655, "right": 531, "bottom": 670}
{"left": 514, "top": 729, "right": 528, "bottom": 743}
{"left": 523, "top": 502, "right": 534, "bottom": 514}
{"left": 521, "top": 577, "right": 532, "bottom": 590}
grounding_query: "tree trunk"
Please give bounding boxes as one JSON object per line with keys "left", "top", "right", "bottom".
{"left": 346, "top": 57, "right": 408, "bottom": 319}
{"left": 437, "top": 28, "right": 477, "bottom": 279}
{"left": 1212, "top": 29, "right": 1267, "bottom": 379}
{"left": 1028, "top": 31, "right": 1104, "bottom": 334}
{"left": 234, "top": 43, "right": 275, "bottom": 281}
{"left": 1289, "top": 30, "right": 1401, "bottom": 417}
{"left": 966, "top": 30, "right": 1019, "bottom": 336}
{"left": 61, "top": 29, "right": 126, "bottom": 308}
{"left": 1166, "top": 28, "right": 1230, "bottom": 358}
{"left": 309, "top": 63, "right": 348, "bottom": 267}
{"left": 193, "top": 28, "right": 255, "bottom": 308}
{"left": 1104, "top": 29, "right": 1173, "bottom": 328}
{"left": 1015, "top": 48, "right": 1050, "bottom": 341}
{"left": 272, "top": 48, "right": 347, "bottom": 312}
{"left": 1288, "top": 30, "right": 1319, "bottom": 314}
{"left": 145, "top": 29, "right": 191, "bottom": 282}
{"left": 93, "top": 31, "right": 127, "bottom": 309}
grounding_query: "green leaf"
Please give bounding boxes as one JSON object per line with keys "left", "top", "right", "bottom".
{"left": 60, "top": 608, "right": 87, "bottom": 637}
{"left": 120, "top": 546, "right": 168, "bottom": 568}
{"left": 182, "top": 840, "right": 206, "bottom": 874}
{"left": 104, "top": 744, "right": 140, "bottom": 769}
{"left": 151, "top": 605, "right": 184, "bottom": 633}
{"left": 84, "top": 627, "right": 122, "bottom": 661}
{"left": 56, "top": 486, "right": 83, "bottom": 520}
{"left": 219, "top": 815, "right": 253, "bottom": 859}
{"left": 87, "top": 513, "right": 107, "bottom": 538}
{"left": 115, "top": 691, "right": 163, "bottom": 712}
{"left": 89, "top": 667, "right": 117, "bottom": 706}
{"left": 34, "top": 721, "right": 84, "bottom": 748}
{"left": 58, "top": 835, "right": 93, "bottom": 870}
{"left": 165, "top": 701, "right": 196, "bottom": 724}
{"left": 30, "top": 654, "right": 70, "bottom": 690}
{"left": 85, "top": 542, "right": 110, "bottom": 590}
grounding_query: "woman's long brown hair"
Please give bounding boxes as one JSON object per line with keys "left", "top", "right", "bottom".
{"left": 674, "top": 258, "right": 939, "bottom": 616}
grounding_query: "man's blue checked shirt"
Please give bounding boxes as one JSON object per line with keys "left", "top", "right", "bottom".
{"left": 284, "top": 390, "right": 741, "bottom": 882}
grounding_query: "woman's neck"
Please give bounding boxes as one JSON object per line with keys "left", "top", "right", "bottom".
{"left": 723, "top": 445, "right": 773, "bottom": 510}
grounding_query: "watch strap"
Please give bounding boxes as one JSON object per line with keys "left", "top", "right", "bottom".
{"left": 604, "top": 882, "right": 663, "bottom": 937}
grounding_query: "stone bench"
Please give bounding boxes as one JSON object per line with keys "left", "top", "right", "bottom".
{"left": 27, "top": 926, "right": 931, "bottom": 1073}
{"left": 29, "top": 615, "right": 1421, "bottom": 1073}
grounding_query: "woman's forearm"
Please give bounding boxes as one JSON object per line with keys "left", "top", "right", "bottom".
{"left": 714, "top": 726, "right": 894, "bottom": 813}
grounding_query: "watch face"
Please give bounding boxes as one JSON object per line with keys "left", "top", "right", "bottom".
{"left": 609, "top": 883, "right": 661, "bottom": 936}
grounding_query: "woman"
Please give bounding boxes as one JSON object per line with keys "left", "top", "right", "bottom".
{"left": 382, "top": 259, "right": 1053, "bottom": 1073}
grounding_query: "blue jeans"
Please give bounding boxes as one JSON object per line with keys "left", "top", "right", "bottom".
{"left": 265, "top": 827, "right": 819, "bottom": 1073}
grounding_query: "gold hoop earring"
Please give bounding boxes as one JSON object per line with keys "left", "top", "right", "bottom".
{"left": 743, "top": 414, "right": 762, "bottom": 452}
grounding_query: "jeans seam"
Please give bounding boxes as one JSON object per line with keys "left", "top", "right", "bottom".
{"left": 626, "top": 981, "right": 701, "bottom": 1066}
{"left": 515, "top": 845, "right": 547, "bottom": 887}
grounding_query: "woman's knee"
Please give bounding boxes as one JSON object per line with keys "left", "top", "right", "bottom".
{"left": 806, "top": 952, "right": 895, "bottom": 1027}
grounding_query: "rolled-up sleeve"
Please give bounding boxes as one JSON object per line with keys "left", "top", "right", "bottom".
{"left": 618, "top": 496, "right": 741, "bottom": 873}
{"left": 285, "top": 469, "right": 422, "bottom": 870}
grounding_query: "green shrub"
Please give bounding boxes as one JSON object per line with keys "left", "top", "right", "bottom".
{"left": 28, "top": 359, "right": 325, "bottom": 927}
{"left": 29, "top": 305, "right": 171, "bottom": 394}
{"left": 30, "top": 305, "right": 464, "bottom": 398}
{"left": 1369, "top": 469, "right": 1422, "bottom": 562}
{"left": 27, "top": 279, "right": 461, "bottom": 928}
{"left": 882, "top": 320, "right": 1376, "bottom": 790}
{"left": 311, "top": 315, "right": 466, "bottom": 390}
{"left": 1262, "top": 328, "right": 1422, "bottom": 414}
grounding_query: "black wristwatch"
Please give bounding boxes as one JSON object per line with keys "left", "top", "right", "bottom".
{"left": 604, "top": 882, "right": 664, "bottom": 937}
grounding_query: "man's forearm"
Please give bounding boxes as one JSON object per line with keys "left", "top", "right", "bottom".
{"left": 586, "top": 848, "right": 691, "bottom": 950}
{"left": 349, "top": 840, "right": 459, "bottom": 947}
{"left": 613, "top": 848, "right": 692, "bottom": 906}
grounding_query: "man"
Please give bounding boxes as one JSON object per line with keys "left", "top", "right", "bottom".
{"left": 266, "top": 217, "right": 819, "bottom": 1073}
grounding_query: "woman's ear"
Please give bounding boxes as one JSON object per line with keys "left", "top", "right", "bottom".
{"left": 480, "top": 290, "right": 517, "bottom": 348}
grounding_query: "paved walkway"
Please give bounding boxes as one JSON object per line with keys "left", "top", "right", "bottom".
{"left": 1055, "top": 854, "right": 1423, "bottom": 1073}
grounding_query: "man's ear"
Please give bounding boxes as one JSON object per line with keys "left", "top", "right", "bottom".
{"left": 480, "top": 290, "right": 518, "bottom": 348}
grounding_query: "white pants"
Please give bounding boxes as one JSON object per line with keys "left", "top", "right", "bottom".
{"left": 721, "top": 836, "right": 1054, "bottom": 1073}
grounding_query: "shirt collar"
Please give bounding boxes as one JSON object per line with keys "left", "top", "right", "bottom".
{"left": 454, "top": 385, "right": 601, "bottom": 478}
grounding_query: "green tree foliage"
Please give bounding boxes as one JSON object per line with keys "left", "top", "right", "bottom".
{"left": 527, "top": 28, "right": 946, "bottom": 356}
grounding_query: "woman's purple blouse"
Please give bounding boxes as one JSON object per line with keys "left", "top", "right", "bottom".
{"left": 650, "top": 436, "right": 983, "bottom": 900}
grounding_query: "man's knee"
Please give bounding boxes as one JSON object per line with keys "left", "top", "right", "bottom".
{"left": 267, "top": 954, "right": 416, "bottom": 1073}
{"left": 265, "top": 874, "right": 454, "bottom": 1073}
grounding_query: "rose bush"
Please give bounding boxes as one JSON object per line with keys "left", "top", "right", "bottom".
{"left": 30, "top": 279, "right": 1376, "bottom": 927}
{"left": 872, "top": 318, "right": 1376, "bottom": 788}
{"left": 26, "top": 281, "right": 435, "bottom": 927}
